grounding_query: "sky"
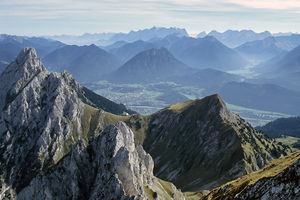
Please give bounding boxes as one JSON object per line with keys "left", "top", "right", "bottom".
{"left": 1, "top": 0, "right": 300, "bottom": 36}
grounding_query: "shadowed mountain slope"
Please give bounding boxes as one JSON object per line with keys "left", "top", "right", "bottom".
{"left": 106, "top": 47, "right": 194, "bottom": 83}
{"left": 153, "top": 35, "right": 248, "bottom": 71}
{"left": 43, "top": 44, "right": 122, "bottom": 82}
{"left": 257, "top": 117, "right": 300, "bottom": 138}
{"left": 123, "top": 94, "right": 291, "bottom": 191}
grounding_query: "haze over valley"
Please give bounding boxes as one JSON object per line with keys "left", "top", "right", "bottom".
{"left": 1, "top": 28, "right": 300, "bottom": 126}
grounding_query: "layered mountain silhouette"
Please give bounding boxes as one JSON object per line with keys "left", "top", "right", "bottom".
{"left": 169, "top": 68, "right": 243, "bottom": 93}
{"left": 254, "top": 44, "right": 300, "bottom": 91}
{"left": 0, "top": 47, "right": 292, "bottom": 199}
{"left": 259, "top": 44, "right": 300, "bottom": 75}
{"left": 43, "top": 44, "right": 122, "bottom": 82}
{"left": 273, "top": 34, "right": 300, "bottom": 51}
{"left": 235, "top": 36, "right": 287, "bottom": 63}
{"left": 151, "top": 35, "right": 248, "bottom": 71}
{"left": 207, "top": 30, "right": 272, "bottom": 48}
{"left": 49, "top": 26, "right": 188, "bottom": 46}
{"left": 109, "top": 40, "right": 155, "bottom": 62}
{"left": 105, "top": 47, "right": 194, "bottom": 83}
{"left": 0, "top": 34, "right": 64, "bottom": 72}
{"left": 109, "top": 26, "right": 188, "bottom": 44}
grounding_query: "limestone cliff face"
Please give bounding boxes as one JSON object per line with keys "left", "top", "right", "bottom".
{"left": 15, "top": 122, "right": 156, "bottom": 200}
{"left": 0, "top": 47, "right": 85, "bottom": 195}
{"left": 0, "top": 48, "right": 185, "bottom": 200}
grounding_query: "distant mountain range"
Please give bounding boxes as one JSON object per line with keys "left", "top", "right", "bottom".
{"left": 48, "top": 27, "right": 188, "bottom": 46}
{"left": 273, "top": 34, "right": 300, "bottom": 51}
{"left": 0, "top": 34, "right": 64, "bottom": 72}
{"left": 109, "top": 40, "right": 155, "bottom": 63}
{"left": 169, "top": 35, "right": 248, "bottom": 70}
{"left": 126, "top": 35, "right": 249, "bottom": 71}
{"left": 104, "top": 46, "right": 245, "bottom": 90}
{"left": 169, "top": 68, "right": 243, "bottom": 93}
{"left": 258, "top": 44, "right": 300, "bottom": 75}
{"left": 43, "top": 44, "right": 122, "bottom": 82}
{"left": 1, "top": 30, "right": 300, "bottom": 118}
{"left": 235, "top": 36, "right": 287, "bottom": 63}
{"left": 253, "top": 44, "right": 300, "bottom": 91}
{"left": 109, "top": 26, "right": 188, "bottom": 44}
{"left": 98, "top": 32, "right": 300, "bottom": 76}
{"left": 199, "top": 30, "right": 272, "bottom": 48}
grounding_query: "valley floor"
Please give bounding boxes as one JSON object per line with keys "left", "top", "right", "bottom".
{"left": 85, "top": 81, "right": 291, "bottom": 127}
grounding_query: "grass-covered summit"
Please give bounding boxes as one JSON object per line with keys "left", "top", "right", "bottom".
{"left": 123, "top": 94, "right": 291, "bottom": 191}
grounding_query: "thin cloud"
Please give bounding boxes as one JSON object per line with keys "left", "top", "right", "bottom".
{"left": 226, "top": 0, "right": 300, "bottom": 10}
{"left": 0, "top": 0, "right": 300, "bottom": 35}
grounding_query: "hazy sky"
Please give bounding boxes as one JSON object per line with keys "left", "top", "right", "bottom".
{"left": 1, "top": 0, "right": 300, "bottom": 36}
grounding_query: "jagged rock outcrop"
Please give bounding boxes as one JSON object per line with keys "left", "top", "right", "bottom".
{"left": 0, "top": 48, "right": 185, "bottom": 200}
{"left": 202, "top": 151, "right": 300, "bottom": 200}
{"left": 0, "top": 47, "right": 85, "bottom": 195}
{"left": 15, "top": 122, "right": 156, "bottom": 199}
{"left": 125, "top": 95, "right": 291, "bottom": 191}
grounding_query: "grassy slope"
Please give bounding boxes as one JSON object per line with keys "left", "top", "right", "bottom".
{"left": 201, "top": 150, "right": 300, "bottom": 200}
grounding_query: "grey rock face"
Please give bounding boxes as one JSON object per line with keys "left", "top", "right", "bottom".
{"left": 0, "top": 47, "right": 85, "bottom": 197}
{"left": 238, "top": 159, "right": 300, "bottom": 200}
{"left": 16, "top": 122, "right": 155, "bottom": 200}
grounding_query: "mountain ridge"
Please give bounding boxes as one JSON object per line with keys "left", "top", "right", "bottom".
{"left": 105, "top": 47, "right": 194, "bottom": 83}
{"left": 43, "top": 44, "right": 122, "bottom": 82}
{"left": 152, "top": 35, "right": 248, "bottom": 71}
{"left": 123, "top": 94, "right": 291, "bottom": 191}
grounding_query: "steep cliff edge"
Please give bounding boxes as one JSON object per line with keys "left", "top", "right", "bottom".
{"left": 1, "top": 122, "right": 186, "bottom": 199}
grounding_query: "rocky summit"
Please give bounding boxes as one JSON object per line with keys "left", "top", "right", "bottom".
{"left": 0, "top": 47, "right": 85, "bottom": 196}
{"left": 0, "top": 48, "right": 185, "bottom": 199}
